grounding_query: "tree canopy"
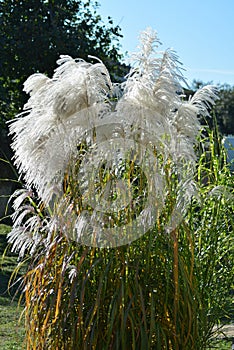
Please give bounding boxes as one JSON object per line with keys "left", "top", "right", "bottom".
{"left": 0, "top": 0, "right": 126, "bottom": 124}
{"left": 186, "top": 81, "right": 234, "bottom": 135}
{"left": 214, "top": 84, "right": 234, "bottom": 135}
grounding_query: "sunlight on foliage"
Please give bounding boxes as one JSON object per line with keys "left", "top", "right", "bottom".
{"left": 6, "top": 28, "right": 234, "bottom": 349}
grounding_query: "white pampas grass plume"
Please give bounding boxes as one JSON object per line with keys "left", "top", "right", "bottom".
{"left": 9, "top": 55, "right": 112, "bottom": 204}
{"left": 8, "top": 27, "right": 219, "bottom": 251}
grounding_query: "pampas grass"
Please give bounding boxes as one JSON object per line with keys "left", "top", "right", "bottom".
{"left": 7, "top": 28, "right": 233, "bottom": 349}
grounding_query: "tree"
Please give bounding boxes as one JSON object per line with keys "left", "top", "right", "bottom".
{"left": 214, "top": 84, "right": 234, "bottom": 135}
{"left": 188, "top": 80, "right": 234, "bottom": 135}
{"left": 0, "top": 0, "right": 127, "bottom": 124}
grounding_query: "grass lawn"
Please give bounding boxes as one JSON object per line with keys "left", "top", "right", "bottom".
{"left": 0, "top": 297, "right": 24, "bottom": 350}
{"left": 0, "top": 224, "right": 25, "bottom": 350}
{"left": 0, "top": 223, "right": 232, "bottom": 349}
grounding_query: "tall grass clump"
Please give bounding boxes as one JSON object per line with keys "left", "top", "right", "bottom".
{"left": 7, "top": 28, "right": 233, "bottom": 349}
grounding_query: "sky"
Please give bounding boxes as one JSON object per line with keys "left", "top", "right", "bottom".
{"left": 98, "top": 0, "right": 234, "bottom": 88}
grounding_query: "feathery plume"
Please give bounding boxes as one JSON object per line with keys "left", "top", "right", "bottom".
{"left": 8, "top": 28, "right": 219, "bottom": 250}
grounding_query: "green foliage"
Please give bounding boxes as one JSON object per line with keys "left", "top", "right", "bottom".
{"left": 0, "top": 297, "right": 24, "bottom": 350}
{"left": 0, "top": 224, "right": 25, "bottom": 350}
{"left": 0, "top": 149, "right": 20, "bottom": 225}
{"left": 214, "top": 84, "right": 234, "bottom": 135}
{"left": 188, "top": 81, "right": 234, "bottom": 135}
{"left": 0, "top": 0, "right": 127, "bottom": 123}
{"left": 207, "top": 339, "right": 233, "bottom": 350}
{"left": 187, "top": 127, "right": 234, "bottom": 347}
